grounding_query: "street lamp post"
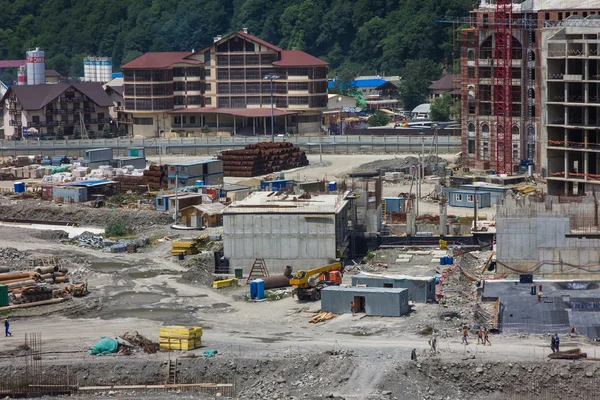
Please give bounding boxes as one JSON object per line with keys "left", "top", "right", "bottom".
{"left": 263, "top": 73, "right": 280, "bottom": 142}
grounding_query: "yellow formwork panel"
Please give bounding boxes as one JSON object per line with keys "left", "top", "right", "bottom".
{"left": 172, "top": 241, "right": 195, "bottom": 249}
{"left": 171, "top": 248, "right": 199, "bottom": 256}
{"left": 159, "top": 338, "right": 202, "bottom": 351}
{"left": 212, "top": 278, "right": 238, "bottom": 289}
{"left": 159, "top": 325, "right": 202, "bottom": 339}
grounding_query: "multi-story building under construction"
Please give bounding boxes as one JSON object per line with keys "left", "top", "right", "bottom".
{"left": 459, "top": 0, "right": 600, "bottom": 194}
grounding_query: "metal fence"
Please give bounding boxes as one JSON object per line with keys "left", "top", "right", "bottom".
{"left": 0, "top": 135, "right": 462, "bottom": 158}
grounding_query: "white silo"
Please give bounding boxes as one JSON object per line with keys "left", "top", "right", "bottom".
{"left": 17, "top": 66, "right": 27, "bottom": 85}
{"left": 84, "top": 57, "right": 92, "bottom": 82}
{"left": 26, "top": 48, "right": 45, "bottom": 85}
{"left": 103, "top": 58, "right": 113, "bottom": 82}
{"left": 94, "top": 57, "right": 102, "bottom": 82}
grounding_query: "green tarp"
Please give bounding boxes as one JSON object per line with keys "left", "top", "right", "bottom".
{"left": 89, "top": 337, "right": 119, "bottom": 356}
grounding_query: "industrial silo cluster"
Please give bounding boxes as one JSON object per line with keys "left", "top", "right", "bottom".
{"left": 83, "top": 56, "right": 113, "bottom": 83}
{"left": 17, "top": 48, "right": 46, "bottom": 85}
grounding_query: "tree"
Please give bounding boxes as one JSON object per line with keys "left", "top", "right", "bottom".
{"left": 430, "top": 94, "right": 457, "bottom": 122}
{"left": 102, "top": 124, "right": 113, "bottom": 138}
{"left": 73, "top": 126, "right": 81, "bottom": 140}
{"left": 400, "top": 59, "right": 441, "bottom": 111}
{"left": 368, "top": 110, "right": 390, "bottom": 127}
{"left": 85, "top": 125, "right": 93, "bottom": 139}
{"left": 117, "top": 124, "right": 128, "bottom": 137}
{"left": 55, "top": 127, "right": 64, "bottom": 140}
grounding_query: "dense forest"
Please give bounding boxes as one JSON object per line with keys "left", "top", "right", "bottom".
{"left": 0, "top": 0, "right": 472, "bottom": 106}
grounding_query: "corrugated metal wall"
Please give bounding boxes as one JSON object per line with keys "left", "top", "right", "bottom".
{"left": 351, "top": 276, "right": 436, "bottom": 303}
{"left": 321, "top": 288, "right": 409, "bottom": 317}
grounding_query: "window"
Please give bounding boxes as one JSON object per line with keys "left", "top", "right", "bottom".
{"left": 133, "top": 117, "right": 153, "bottom": 125}
{"left": 187, "top": 81, "right": 202, "bottom": 91}
{"left": 206, "top": 83, "right": 212, "bottom": 92}
{"left": 217, "top": 68, "right": 229, "bottom": 80}
{"left": 467, "top": 194, "right": 474, "bottom": 202}
{"left": 545, "top": 12, "right": 550, "bottom": 20}
{"left": 205, "top": 69, "right": 211, "bottom": 77}
{"left": 218, "top": 83, "right": 229, "bottom": 94}
{"left": 468, "top": 68, "right": 475, "bottom": 78}
{"left": 187, "top": 96, "right": 203, "bottom": 105}
{"left": 383, "top": 283, "right": 393, "bottom": 288}
{"left": 205, "top": 97, "right": 212, "bottom": 105}
{"left": 173, "top": 68, "right": 185, "bottom": 77}
{"left": 288, "top": 96, "right": 309, "bottom": 105}
{"left": 456, "top": 193, "right": 463, "bottom": 202}
{"left": 467, "top": 50, "right": 475, "bottom": 61}
{"left": 246, "top": 68, "right": 260, "bottom": 80}
{"left": 187, "top": 67, "right": 203, "bottom": 77}
{"left": 287, "top": 68, "right": 309, "bottom": 76}
{"left": 174, "top": 82, "right": 185, "bottom": 91}
{"left": 468, "top": 139, "right": 475, "bottom": 154}
{"left": 190, "top": 116, "right": 196, "bottom": 125}
{"left": 558, "top": 12, "right": 563, "bottom": 20}
{"left": 481, "top": 123, "right": 490, "bottom": 134}
{"left": 217, "top": 55, "right": 229, "bottom": 66}
{"left": 230, "top": 68, "right": 245, "bottom": 80}
{"left": 157, "top": 198, "right": 164, "bottom": 206}
{"left": 289, "top": 82, "right": 308, "bottom": 91}
{"left": 174, "top": 96, "right": 185, "bottom": 106}
{"left": 246, "top": 54, "right": 259, "bottom": 65}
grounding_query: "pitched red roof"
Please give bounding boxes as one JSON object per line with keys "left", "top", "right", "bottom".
{"left": 428, "top": 75, "right": 458, "bottom": 91}
{"left": 121, "top": 52, "right": 200, "bottom": 69}
{"left": 0, "top": 60, "right": 26, "bottom": 68}
{"left": 236, "top": 31, "right": 282, "bottom": 52}
{"left": 273, "top": 50, "right": 328, "bottom": 67}
{"left": 1, "top": 83, "right": 113, "bottom": 110}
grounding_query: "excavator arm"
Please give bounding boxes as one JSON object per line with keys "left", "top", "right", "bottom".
{"left": 290, "top": 262, "right": 342, "bottom": 289}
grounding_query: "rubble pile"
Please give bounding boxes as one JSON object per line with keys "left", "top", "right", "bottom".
{"left": 219, "top": 142, "right": 309, "bottom": 177}
{"left": 74, "top": 232, "right": 149, "bottom": 253}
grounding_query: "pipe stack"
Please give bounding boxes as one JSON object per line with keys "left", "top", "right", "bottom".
{"left": 219, "top": 142, "right": 309, "bottom": 177}
{"left": 113, "top": 165, "right": 168, "bottom": 192}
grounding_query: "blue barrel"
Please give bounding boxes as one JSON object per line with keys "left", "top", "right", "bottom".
{"left": 250, "top": 281, "right": 258, "bottom": 300}
{"left": 272, "top": 187, "right": 278, "bottom": 192}
{"left": 256, "top": 279, "right": 265, "bottom": 300}
{"left": 195, "top": 180, "right": 204, "bottom": 187}
{"left": 491, "top": 170, "right": 496, "bottom": 175}
{"left": 328, "top": 181, "right": 337, "bottom": 192}
{"left": 440, "top": 257, "right": 446, "bottom": 265}
{"left": 448, "top": 256, "right": 454, "bottom": 265}
{"left": 14, "top": 181, "right": 25, "bottom": 193}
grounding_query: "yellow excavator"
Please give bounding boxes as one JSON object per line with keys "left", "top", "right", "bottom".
{"left": 290, "top": 262, "right": 343, "bottom": 301}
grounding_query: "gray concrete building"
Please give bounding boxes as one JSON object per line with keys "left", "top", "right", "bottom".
{"left": 351, "top": 273, "right": 436, "bottom": 303}
{"left": 223, "top": 192, "right": 350, "bottom": 272}
{"left": 496, "top": 199, "right": 600, "bottom": 278}
{"left": 321, "top": 287, "right": 409, "bottom": 317}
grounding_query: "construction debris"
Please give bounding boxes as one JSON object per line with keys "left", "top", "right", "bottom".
{"left": 548, "top": 348, "right": 588, "bottom": 360}
{"left": 310, "top": 311, "right": 335, "bottom": 323}
{"left": 120, "top": 331, "right": 158, "bottom": 354}
{"left": 218, "top": 142, "right": 309, "bottom": 177}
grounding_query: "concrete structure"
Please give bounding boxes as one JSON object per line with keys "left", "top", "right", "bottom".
{"left": 483, "top": 280, "right": 600, "bottom": 338}
{"left": 443, "top": 188, "right": 492, "bottom": 208}
{"left": 496, "top": 199, "right": 600, "bottom": 277}
{"left": 351, "top": 273, "right": 436, "bottom": 303}
{"left": 223, "top": 192, "right": 350, "bottom": 272}
{"left": 167, "top": 159, "right": 223, "bottom": 188}
{"left": 103, "top": 78, "right": 130, "bottom": 135}
{"left": 0, "top": 83, "right": 113, "bottom": 139}
{"left": 459, "top": 1, "right": 600, "bottom": 177}
{"left": 122, "top": 30, "right": 328, "bottom": 137}
{"left": 543, "top": 19, "right": 600, "bottom": 195}
{"left": 321, "top": 287, "right": 410, "bottom": 317}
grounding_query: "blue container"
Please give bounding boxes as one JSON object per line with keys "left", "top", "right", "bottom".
{"left": 256, "top": 279, "right": 265, "bottom": 300}
{"left": 328, "top": 181, "right": 337, "bottom": 192}
{"left": 250, "top": 281, "right": 258, "bottom": 300}
{"left": 440, "top": 257, "right": 446, "bottom": 265}
{"left": 272, "top": 187, "right": 278, "bottom": 192}
{"left": 491, "top": 170, "right": 496, "bottom": 175}
{"left": 14, "top": 181, "right": 25, "bottom": 193}
{"left": 195, "top": 180, "right": 204, "bottom": 187}
{"left": 448, "top": 256, "right": 454, "bottom": 265}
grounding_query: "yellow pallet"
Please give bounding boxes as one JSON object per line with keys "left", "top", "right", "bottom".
{"left": 159, "top": 339, "right": 202, "bottom": 351}
{"left": 160, "top": 325, "right": 202, "bottom": 339}
{"left": 172, "top": 241, "right": 195, "bottom": 249}
{"left": 171, "top": 248, "right": 199, "bottom": 256}
{"left": 213, "top": 278, "right": 238, "bottom": 289}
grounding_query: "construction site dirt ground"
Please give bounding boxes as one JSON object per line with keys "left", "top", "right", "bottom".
{"left": 1, "top": 225, "right": 600, "bottom": 399}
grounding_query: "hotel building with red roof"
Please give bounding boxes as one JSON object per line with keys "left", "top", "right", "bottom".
{"left": 121, "top": 29, "right": 328, "bottom": 137}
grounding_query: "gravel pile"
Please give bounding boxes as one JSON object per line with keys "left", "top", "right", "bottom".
{"left": 179, "top": 252, "right": 217, "bottom": 287}
{"left": 349, "top": 155, "right": 446, "bottom": 176}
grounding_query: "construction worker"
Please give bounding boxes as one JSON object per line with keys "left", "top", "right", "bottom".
{"left": 430, "top": 334, "right": 437, "bottom": 353}
{"left": 550, "top": 335, "right": 556, "bottom": 353}
{"left": 411, "top": 348, "right": 418, "bottom": 361}
{"left": 461, "top": 327, "right": 469, "bottom": 345}
{"left": 4, "top": 318, "right": 11, "bottom": 337}
{"left": 484, "top": 328, "right": 491, "bottom": 346}
{"left": 477, "top": 325, "right": 483, "bottom": 345}
{"left": 554, "top": 333, "right": 560, "bottom": 352}
{"left": 350, "top": 301, "right": 355, "bottom": 317}
{"left": 537, "top": 290, "right": 542, "bottom": 302}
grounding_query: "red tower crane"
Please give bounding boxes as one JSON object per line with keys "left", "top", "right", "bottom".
{"left": 494, "top": 0, "right": 513, "bottom": 175}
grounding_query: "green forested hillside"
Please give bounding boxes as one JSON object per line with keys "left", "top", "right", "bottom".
{"left": 0, "top": 0, "right": 471, "bottom": 78}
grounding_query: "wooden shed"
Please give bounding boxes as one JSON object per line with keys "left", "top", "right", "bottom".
{"left": 180, "top": 203, "right": 226, "bottom": 229}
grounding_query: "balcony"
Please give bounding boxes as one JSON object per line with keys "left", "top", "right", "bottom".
{"left": 9, "top": 120, "right": 22, "bottom": 127}
{"left": 8, "top": 109, "right": 22, "bottom": 115}
{"left": 59, "top": 96, "right": 83, "bottom": 102}
{"left": 113, "top": 106, "right": 124, "bottom": 112}
{"left": 83, "top": 107, "right": 96, "bottom": 113}
{"left": 115, "top": 117, "right": 132, "bottom": 123}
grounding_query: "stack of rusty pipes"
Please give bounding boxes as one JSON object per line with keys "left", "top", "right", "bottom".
{"left": 218, "top": 142, "right": 309, "bottom": 177}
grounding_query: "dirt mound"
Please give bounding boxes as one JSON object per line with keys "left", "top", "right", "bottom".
{"left": 349, "top": 155, "right": 446, "bottom": 176}
{"left": 0, "top": 199, "right": 173, "bottom": 231}
{"left": 179, "top": 252, "right": 216, "bottom": 287}
{"left": 31, "top": 230, "right": 69, "bottom": 241}
{"left": 0, "top": 247, "right": 28, "bottom": 270}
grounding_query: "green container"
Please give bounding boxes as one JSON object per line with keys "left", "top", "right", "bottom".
{"left": 234, "top": 268, "right": 243, "bottom": 279}
{"left": 0, "top": 284, "right": 8, "bottom": 307}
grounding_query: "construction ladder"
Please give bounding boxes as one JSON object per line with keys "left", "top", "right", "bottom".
{"left": 166, "top": 359, "right": 178, "bottom": 384}
{"left": 246, "top": 258, "right": 269, "bottom": 284}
